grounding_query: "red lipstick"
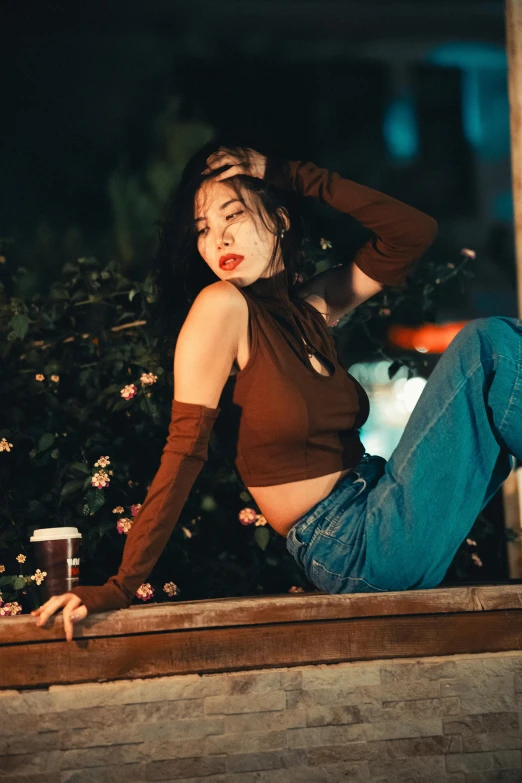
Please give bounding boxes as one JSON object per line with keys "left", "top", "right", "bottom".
{"left": 219, "top": 254, "right": 244, "bottom": 271}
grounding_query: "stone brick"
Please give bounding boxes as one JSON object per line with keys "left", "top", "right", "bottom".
{"left": 204, "top": 730, "right": 287, "bottom": 756}
{"left": 364, "top": 717, "right": 443, "bottom": 742}
{"left": 443, "top": 712, "right": 519, "bottom": 735}
{"left": 280, "top": 669, "right": 302, "bottom": 691}
{"left": 305, "top": 704, "right": 364, "bottom": 728}
{"left": 465, "top": 771, "right": 522, "bottom": 783}
{"left": 380, "top": 659, "right": 459, "bottom": 684}
{"left": 0, "top": 773, "right": 62, "bottom": 783}
{"left": 287, "top": 722, "right": 366, "bottom": 748}
{"left": 460, "top": 733, "right": 522, "bottom": 752}
{"left": 204, "top": 691, "right": 285, "bottom": 715}
{"left": 301, "top": 661, "right": 381, "bottom": 690}
{"left": 369, "top": 754, "right": 447, "bottom": 779}
{"left": 48, "top": 675, "right": 224, "bottom": 712}
{"left": 307, "top": 733, "right": 460, "bottom": 766}
{"left": 0, "top": 751, "right": 62, "bottom": 776}
{"left": 57, "top": 717, "right": 224, "bottom": 750}
{"left": 445, "top": 749, "right": 522, "bottom": 773}
{"left": 3, "top": 732, "right": 60, "bottom": 755}
{"left": 225, "top": 762, "right": 370, "bottom": 782}
{"left": 363, "top": 697, "right": 457, "bottom": 723}
{"left": 142, "top": 754, "right": 226, "bottom": 780}
{"left": 60, "top": 764, "right": 144, "bottom": 783}
{"left": 286, "top": 686, "right": 369, "bottom": 712}
{"left": 223, "top": 671, "right": 281, "bottom": 695}
{"left": 224, "top": 708, "right": 306, "bottom": 733}
{"left": 226, "top": 748, "right": 307, "bottom": 773}
{"left": 440, "top": 675, "right": 516, "bottom": 715}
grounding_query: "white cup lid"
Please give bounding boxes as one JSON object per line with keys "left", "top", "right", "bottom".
{"left": 30, "top": 527, "right": 82, "bottom": 542}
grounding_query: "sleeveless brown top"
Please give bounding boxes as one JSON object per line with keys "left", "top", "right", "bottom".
{"left": 213, "top": 268, "right": 370, "bottom": 486}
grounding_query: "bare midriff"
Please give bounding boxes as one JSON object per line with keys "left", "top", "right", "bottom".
{"left": 233, "top": 292, "right": 356, "bottom": 539}
{"left": 247, "top": 467, "right": 355, "bottom": 538}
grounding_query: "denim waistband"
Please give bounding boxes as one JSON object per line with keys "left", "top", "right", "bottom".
{"left": 285, "top": 453, "right": 376, "bottom": 564}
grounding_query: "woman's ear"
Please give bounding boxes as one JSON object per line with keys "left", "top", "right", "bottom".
{"left": 277, "top": 208, "right": 291, "bottom": 232}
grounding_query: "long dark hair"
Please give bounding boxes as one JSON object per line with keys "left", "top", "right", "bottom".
{"left": 147, "top": 137, "right": 307, "bottom": 372}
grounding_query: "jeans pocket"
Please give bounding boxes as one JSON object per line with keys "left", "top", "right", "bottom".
{"left": 310, "top": 558, "right": 388, "bottom": 594}
{"left": 321, "top": 475, "right": 368, "bottom": 539}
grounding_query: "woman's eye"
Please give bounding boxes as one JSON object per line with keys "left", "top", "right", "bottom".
{"left": 196, "top": 211, "right": 244, "bottom": 236}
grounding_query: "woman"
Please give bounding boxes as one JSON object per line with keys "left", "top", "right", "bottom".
{"left": 33, "top": 140, "right": 518, "bottom": 642}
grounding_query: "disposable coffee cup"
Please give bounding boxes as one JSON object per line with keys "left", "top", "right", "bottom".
{"left": 30, "top": 527, "right": 82, "bottom": 601}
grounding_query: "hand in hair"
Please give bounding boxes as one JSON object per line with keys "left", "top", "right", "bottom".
{"left": 202, "top": 146, "right": 267, "bottom": 181}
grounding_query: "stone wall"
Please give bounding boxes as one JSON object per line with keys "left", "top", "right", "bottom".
{"left": 1, "top": 650, "right": 522, "bottom": 783}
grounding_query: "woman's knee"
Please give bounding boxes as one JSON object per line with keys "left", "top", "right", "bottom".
{"left": 455, "top": 316, "right": 518, "bottom": 358}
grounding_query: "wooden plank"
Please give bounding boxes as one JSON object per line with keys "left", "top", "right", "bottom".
{"left": 1, "top": 610, "right": 521, "bottom": 689}
{"left": 0, "top": 586, "right": 502, "bottom": 644}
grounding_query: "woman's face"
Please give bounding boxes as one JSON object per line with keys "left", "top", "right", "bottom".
{"left": 193, "top": 178, "right": 284, "bottom": 287}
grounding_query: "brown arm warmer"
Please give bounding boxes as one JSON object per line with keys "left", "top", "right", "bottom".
{"left": 267, "top": 158, "right": 438, "bottom": 288}
{"left": 69, "top": 399, "right": 220, "bottom": 614}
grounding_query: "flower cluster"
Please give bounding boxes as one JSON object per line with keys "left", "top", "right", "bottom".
{"left": 0, "top": 601, "right": 22, "bottom": 616}
{"left": 238, "top": 508, "right": 268, "bottom": 527}
{"left": 0, "top": 437, "right": 13, "bottom": 452}
{"left": 130, "top": 503, "right": 142, "bottom": 517}
{"left": 163, "top": 582, "right": 180, "bottom": 598}
{"left": 91, "top": 470, "right": 110, "bottom": 489}
{"left": 94, "top": 456, "right": 110, "bottom": 468}
{"left": 140, "top": 372, "right": 157, "bottom": 386}
{"left": 319, "top": 238, "right": 333, "bottom": 250}
{"left": 116, "top": 517, "right": 133, "bottom": 535}
{"left": 120, "top": 384, "right": 138, "bottom": 400}
{"left": 136, "top": 583, "right": 154, "bottom": 601}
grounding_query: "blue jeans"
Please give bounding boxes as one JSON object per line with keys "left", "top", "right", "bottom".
{"left": 286, "top": 316, "right": 522, "bottom": 593}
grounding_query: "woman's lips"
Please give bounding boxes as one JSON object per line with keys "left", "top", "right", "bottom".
{"left": 219, "top": 256, "right": 244, "bottom": 271}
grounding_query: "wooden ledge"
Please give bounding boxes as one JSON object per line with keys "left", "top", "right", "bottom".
{"left": 2, "top": 584, "right": 522, "bottom": 689}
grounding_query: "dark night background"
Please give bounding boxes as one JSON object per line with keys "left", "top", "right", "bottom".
{"left": 1, "top": 0, "right": 518, "bottom": 589}
{"left": 1, "top": 0, "right": 515, "bottom": 321}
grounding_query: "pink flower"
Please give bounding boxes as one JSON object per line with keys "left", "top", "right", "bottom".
{"left": 116, "top": 518, "right": 133, "bottom": 535}
{"left": 91, "top": 470, "right": 110, "bottom": 489}
{"left": 163, "top": 581, "right": 180, "bottom": 598}
{"left": 238, "top": 507, "right": 258, "bottom": 525}
{"left": 0, "top": 601, "right": 22, "bottom": 616}
{"left": 461, "top": 248, "right": 476, "bottom": 259}
{"left": 120, "top": 384, "right": 138, "bottom": 400}
{"left": 131, "top": 503, "right": 142, "bottom": 518}
{"left": 136, "top": 583, "right": 154, "bottom": 601}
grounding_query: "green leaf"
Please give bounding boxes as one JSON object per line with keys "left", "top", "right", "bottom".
{"left": 61, "top": 480, "right": 86, "bottom": 497}
{"left": 12, "top": 576, "right": 26, "bottom": 590}
{"left": 0, "top": 576, "right": 16, "bottom": 587}
{"left": 254, "top": 526, "right": 270, "bottom": 551}
{"left": 128, "top": 290, "right": 138, "bottom": 302}
{"left": 69, "top": 462, "right": 91, "bottom": 476}
{"left": 86, "top": 488, "right": 105, "bottom": 515}
{"left": 38, "top": 433, "right": 55, "bottom": 452}
{"left": 10, "top": 314, "right": 30, "bottom": 340}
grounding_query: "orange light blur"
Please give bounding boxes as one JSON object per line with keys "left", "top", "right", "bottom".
{"left": 387, "top": 321, "right": 470, "bottom": 354}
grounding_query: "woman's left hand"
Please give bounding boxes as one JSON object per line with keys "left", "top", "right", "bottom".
{"left": 31, "top": 593, "right": 89, "bottom": 643}
{"left": 202, "top": 146, "right": 267, "bottom": 181}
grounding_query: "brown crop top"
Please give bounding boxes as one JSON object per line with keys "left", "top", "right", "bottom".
{"left": 213, "top": 269, "right": 370, "bottom": 486}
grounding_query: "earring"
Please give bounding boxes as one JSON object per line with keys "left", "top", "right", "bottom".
{"left": 280, "top": 229, "right": 285, "bottom": 238}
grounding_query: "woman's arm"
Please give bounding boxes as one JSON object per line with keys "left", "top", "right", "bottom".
{"left": 267, "top": 159, "right": 438, "bottom": 289}
{"left": 68, "top": 281, "right": 245, "bottom": 614}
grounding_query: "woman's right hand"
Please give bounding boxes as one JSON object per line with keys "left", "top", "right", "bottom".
{"left": 202, "top": 146, "right": 267, "bottom": 181}
{"left": 31, "top": 593, "right": 89, "bottom": 643}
